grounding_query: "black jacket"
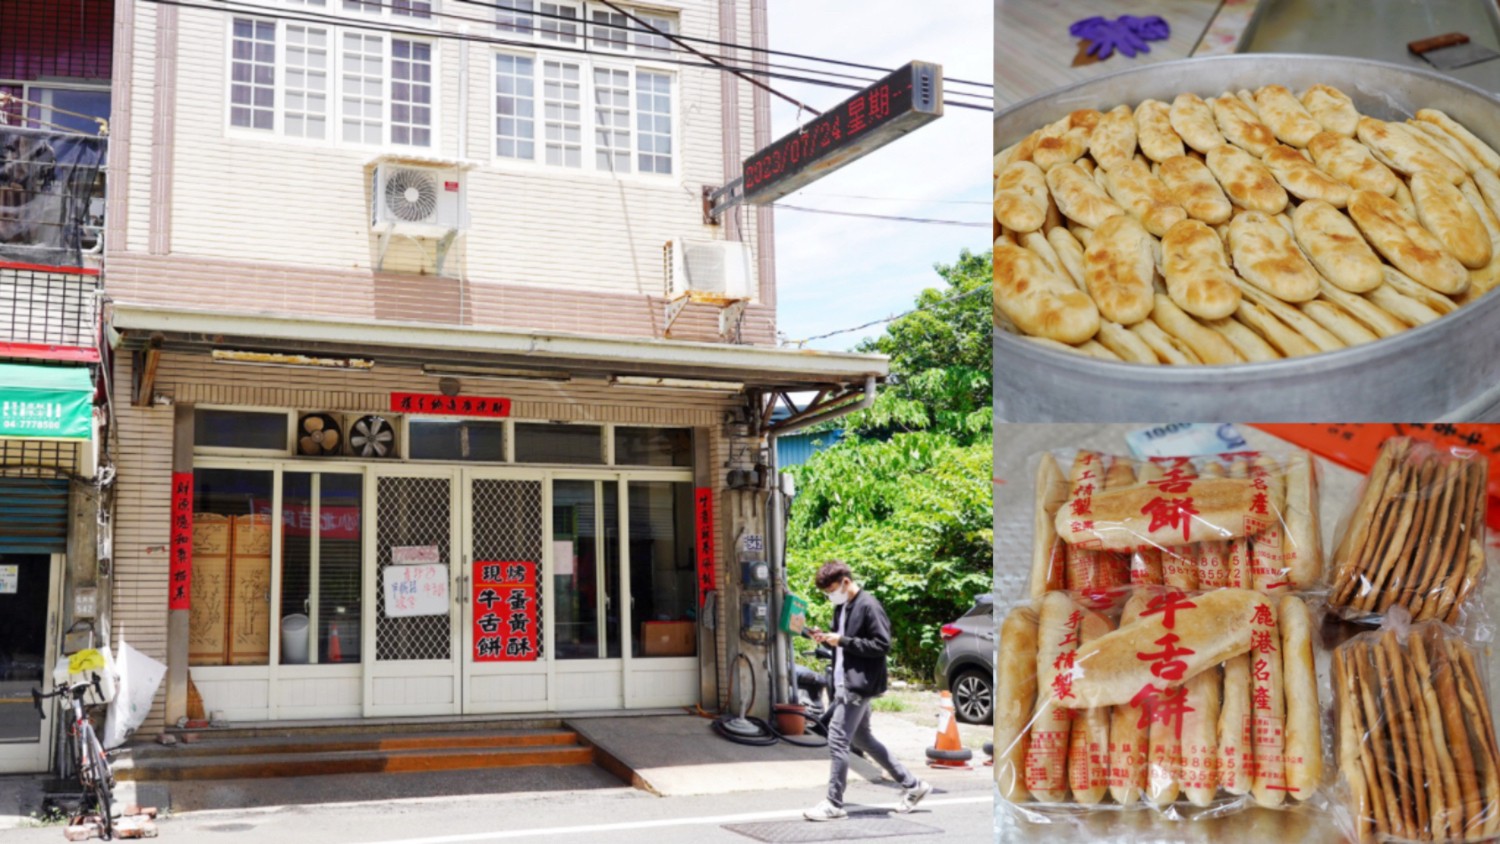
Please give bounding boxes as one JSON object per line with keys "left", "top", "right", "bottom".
{"left": 831, "top": 588, "right": 892, "bottom": 698}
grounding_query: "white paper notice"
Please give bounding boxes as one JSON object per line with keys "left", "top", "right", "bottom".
{"left": 383, "top": 564, "right": 449, "bottom": 617}
{"left": 0, "top": 564, "right": 16, "bottom": 594}
{"left": 391, "top": 545, "right": 441, "bottom": 566}
{"left": 553, "top": 541, "right": 576, "bottom": 576}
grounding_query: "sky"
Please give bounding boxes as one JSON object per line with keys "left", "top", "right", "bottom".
{"left": 763, "top": 1, "right": 992, "bottom": 352}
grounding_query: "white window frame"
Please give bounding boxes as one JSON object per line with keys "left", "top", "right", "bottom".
{"left": 492, "top": 1, "right": 677, "bottom": 57}
{"left": 0, "top": 80, "right": 112, "bottom": 134}
{"left": 490, "top": 47, "right": 677, "bottom": 181}
{"left": 223, "top": 15, "right": 440, "bottom": 152}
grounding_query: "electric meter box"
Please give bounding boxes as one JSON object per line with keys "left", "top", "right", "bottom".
{"left": 741, "top": 597, "right": 769, "bottom": 642}
{"left": 740, "top": 560, "right": 771, "bottom": 590}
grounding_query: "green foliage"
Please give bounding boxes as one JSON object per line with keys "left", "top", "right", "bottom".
{"left": 785, "top": 432, "right": 992, "bottom": 681}
{"left": 840, "top": 249, "right": 993, "bottom": 445}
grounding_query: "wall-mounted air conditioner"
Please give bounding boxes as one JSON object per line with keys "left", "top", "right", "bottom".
{"left": 370, "top": 163, "right": 464, "bottom": 238}
{"left": 663, "top": 239, "right": 754, "bottom": 302}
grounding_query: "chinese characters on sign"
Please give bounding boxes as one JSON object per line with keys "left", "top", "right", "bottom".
{"left": 390, "top": 392, "right": 512, "bottom": 418}
{"left": 169, "top": 472, "right": 193, "bottom": 610}
{"left": 473, "top": 560, "right": 539, "bottom": 662}
{"left": 739, "top": 61, "right": 943, "bottom": 206}
{"left": 383, "top": 563, "right": 449, "bottom": 617}
{"left": 694, "top": 487, "right": 715, "bottom": 608}
{"left": 1131, "top": 591, "right": 1198, "bottom": 741}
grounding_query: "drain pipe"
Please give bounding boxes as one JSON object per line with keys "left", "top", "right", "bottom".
{"left": 766, "top": 376, "right": 876, "bottom": 706}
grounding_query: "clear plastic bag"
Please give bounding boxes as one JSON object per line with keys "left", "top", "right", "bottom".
{"left": 1328, "top": 437, "right": 1489, "bottom": 624}
{"left": 1029, "top": 448, "right": 1323, "bottom": 597}
{"left": 1331, "top": 622, "right": 1500, "bottom": 843}
{"left": 996, "top": 586, "right": 1326, "bottom": 820}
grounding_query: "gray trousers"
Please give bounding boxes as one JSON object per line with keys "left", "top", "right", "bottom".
{"left": 826, "top": 691, "right": 917, "bottom": 807}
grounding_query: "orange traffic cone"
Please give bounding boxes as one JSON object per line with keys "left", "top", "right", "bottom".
{"left": 328, "top": 625, "right": 343, "bottom": 663}
{"left": 924, "top": 690, "right": 974, "bottom": 769}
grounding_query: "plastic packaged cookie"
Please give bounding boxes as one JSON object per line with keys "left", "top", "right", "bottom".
{"left": 1328, "top": 437, "right": 1490, "bottom": 624}
{"left": 1331, "top": 623, "right": 1500, "bottom": 842}
{"left": 1029, "top": 448, "right": 1322, "bottom": 597}
{"left": 995, "top": 586, "right": 1325, "bottom": 820}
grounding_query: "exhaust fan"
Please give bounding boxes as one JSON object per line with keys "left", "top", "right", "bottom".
{"left": 348, "top": 414, "right": 398, "bottom": 458}
{"left": 297, "top": 413, "right": 343, "bottom": 456}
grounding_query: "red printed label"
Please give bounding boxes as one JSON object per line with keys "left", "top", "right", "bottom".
{"left": 169, "top": 472, "right": 193, "bottom": 611}
{"left": 472, "top": 560, "right": 538, "bottom": 662}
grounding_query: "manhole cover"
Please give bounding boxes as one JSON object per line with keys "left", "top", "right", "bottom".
{"left": 723, "top": 814, "right": 941, "bottom": 842}
{"left": 206, "top": 823, "right": 257, "bottom": 833}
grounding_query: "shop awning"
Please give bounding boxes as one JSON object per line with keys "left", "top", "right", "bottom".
{"left": 106, "top": 303, "right": 889, "bottom": 392}
{"left": 0, "top": 363, "right": 93, "bottom": 440}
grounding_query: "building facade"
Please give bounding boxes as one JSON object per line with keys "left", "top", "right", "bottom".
{"left": 100, "top": 0, "right": 886, "bottom": 739}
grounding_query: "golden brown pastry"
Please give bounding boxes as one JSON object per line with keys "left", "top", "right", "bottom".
{"left": 1357, "top": 117, "right": 1466, "bottom": 185}
{"left": 1228, "top": 210, "right": 1322, "bottom": 302}
{"left": 1162, "top": 218, "right": 1243, "bottom": 320}
{"left": 1255, "top": 84, "right": 1323, "bottom": 147}
{"left": 1263, "top": 144, "right": 1351, "bottom": 207}
{"left": 1102, "top": 159, "right": 1187, "bottom": 237}
{"left": 1301, "top": 84, "right": 1361, "bottom": 137}
{"left": 1212, "top": 94, "right": 1277, "bottom": 156}
{"left": 1084, "top": 214, "right": 1157, "bottom": 325}
{"left": 1033, "top": 109, "right": 1101, "bottom": 171}
{"left": 994, "top": 161, "right": 1050, "bottom": 233}
{"left": 1090, "top": 104, "right": 1138, "bottom": 172}
{"left": 1136, "top": 99, "right": 1185, "bottom": 162}
{"left": 1160, "top": 155, "right": 1234, "bottom": 224}
{"left": 1416, "top": 108, "right": 1500, "bottom": 172}
{"left": 1308, "top": 131, "right": 1400, "bottom": 196}
{"left": 1046, "top": 162, "right": 1126, "bottom": 229}
{"left": 993, "top": 239, "right": 1103, "bottom": 344}
{"left": 1170, "top": 93, "right": 1226, "bottom": 153}
{"left": 1347, "top": 191, "right": 1471, "bottom": 295}
{"left": 1409, "top": 171, "right": 1493, "bottom": 270}
{"left": 1291, "top": 199, "right": 1383, "bottom": 293}
{"left": 1207, "top": 145, "right": 1289, "bottom": 214}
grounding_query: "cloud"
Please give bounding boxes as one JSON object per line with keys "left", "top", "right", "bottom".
{"left": 765, "top": 1, "right": 992, "bottom": 351}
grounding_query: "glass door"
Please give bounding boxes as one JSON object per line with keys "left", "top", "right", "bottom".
{"left": 461, "top": 473, "right": 546, "bottom": 714}
{"left": 551, "top": 478, "right": 624, "bottom": 710}
{"left": 0, "top": 553, "right": 61, "bottom": 773}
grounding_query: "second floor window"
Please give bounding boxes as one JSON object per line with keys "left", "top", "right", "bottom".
{"left": 496, "top": 53, "right": 673, "bottom": 176}
{"left": 228, "top": 17, "right": 435, "bottom": 149}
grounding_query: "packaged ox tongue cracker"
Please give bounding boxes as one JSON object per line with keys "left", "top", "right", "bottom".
{"left": 996, "top": 586, "right": 1324, "bottom": 819}
{"left": 1028, "top": 448, "right": 1322, "bottom": 598}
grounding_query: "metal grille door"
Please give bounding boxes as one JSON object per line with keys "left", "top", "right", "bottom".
{"left": 471, "top": 479, "right": 544, "bottom": 657}
{"left": 375, "top": 476, "right": 452, "bottom": 661}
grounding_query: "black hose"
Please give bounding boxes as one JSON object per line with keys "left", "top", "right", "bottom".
{"left": 711, "top": 652, "right": 829, "bottom": 747}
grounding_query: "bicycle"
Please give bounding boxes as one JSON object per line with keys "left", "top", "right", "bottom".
{"left": 32, "top": 675, "right": 115, "bottom": 840}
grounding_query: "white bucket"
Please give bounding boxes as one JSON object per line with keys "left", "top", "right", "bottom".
{"left": 281, "top": 614, "right": 310, "bottom": 664}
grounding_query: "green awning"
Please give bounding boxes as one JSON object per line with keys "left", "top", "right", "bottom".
{"left": 0, "top": 364, "right": 93, "bottom": 440}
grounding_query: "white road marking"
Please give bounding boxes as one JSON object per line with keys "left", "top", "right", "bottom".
{"left": 353, "top": 795, "right": 992, "bottom": 843}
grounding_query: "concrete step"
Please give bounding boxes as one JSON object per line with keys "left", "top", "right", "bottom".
{"left": 128, "top": 728, "right": 581, "bottom": 761}
{"left": 159, "top": 716, "right": 566, "bottom": 741}
{"left": 115, "top": 741, "right": 595, "bottom": 782}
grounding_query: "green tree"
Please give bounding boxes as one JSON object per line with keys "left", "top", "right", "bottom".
{"left": 784, "top": 250, "right": 994, "bottom": 681}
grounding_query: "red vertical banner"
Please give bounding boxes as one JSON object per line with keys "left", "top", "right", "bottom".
{"left": 168, "top": 472, "right": 193, "bottom": 610}
{"left": 472, "top": 560, "right": 538, "bottom": 662}
{"left": 694, "top": 487, "right": 715, "bottom": 607}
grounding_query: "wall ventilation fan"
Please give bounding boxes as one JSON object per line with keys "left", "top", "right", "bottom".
{"left": 348, "top": 415, "right": 398, "bottom": 458}
{"left": 297, "top": 413, "right": 342, "bottom": 456}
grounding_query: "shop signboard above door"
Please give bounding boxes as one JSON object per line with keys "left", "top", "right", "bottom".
{"left": 390, "top": 392, "right": 511, "bottom": 418}
{"left": 0, "top": 363, "right": 93, "bottom": 440}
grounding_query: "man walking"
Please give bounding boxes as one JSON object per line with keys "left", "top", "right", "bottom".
{"left": 804, "top": 560, "right": 932, "bottom": 821}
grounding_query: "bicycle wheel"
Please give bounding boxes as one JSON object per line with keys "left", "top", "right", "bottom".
{"left": 80, "top": 724, "right": 114, "bottom": 840}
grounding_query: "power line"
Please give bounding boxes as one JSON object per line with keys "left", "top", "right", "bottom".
{"left": 793, "top": 192, "right": 990, "bottom": 205}
{"left": 789, "top": 285, "right": 990, "bottom": 347}
{"left": 775, "top": 204, "right": 989, "bottom": 227}
{"left": 143, "top": 0, "right": 993, "bottom": 111}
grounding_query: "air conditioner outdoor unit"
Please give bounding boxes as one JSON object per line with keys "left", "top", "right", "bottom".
{"left": 370, "top": 163, "right": 464, "bottom": 238}
{"left": 663, "top": 239, "right": 753, "bottom": 302}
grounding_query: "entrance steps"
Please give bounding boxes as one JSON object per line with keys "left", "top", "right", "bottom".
{"left": 114, "top": 721, "right": 595, "bottom": 782}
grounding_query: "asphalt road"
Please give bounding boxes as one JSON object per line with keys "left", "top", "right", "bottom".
{"left": 5, "top": 773, "right": 993, "bottom": 843}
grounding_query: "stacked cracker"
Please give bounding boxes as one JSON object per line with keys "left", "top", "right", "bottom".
{"left": 1333, "top": 627, "right": 1500, "bottom": 842}
{"left": 1328, "top": 437, "right": 1488, "bottom": 622}
{"left": 996, "top": 588, "right": 1323, "bottom": 812}
{"left": 1029, "top": 449, "right": 1321, "bottom": 595}
{"left": 994, "top": 84, "right": 1500, "bottom": 364}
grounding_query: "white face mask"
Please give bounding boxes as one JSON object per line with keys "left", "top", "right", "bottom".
{"left": 826, "top": 583, "right": 850, "bottom": 606}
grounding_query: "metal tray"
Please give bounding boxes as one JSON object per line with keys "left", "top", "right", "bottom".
{"left": 993, "top": 54, "right": 1500, "bottom": 422}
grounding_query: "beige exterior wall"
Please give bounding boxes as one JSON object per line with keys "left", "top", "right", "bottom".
{"left": 112, "top": 349, "right": 743, "bottom": 732}
{"left": 111, "top": 0, "right": 770, "bottom": 334}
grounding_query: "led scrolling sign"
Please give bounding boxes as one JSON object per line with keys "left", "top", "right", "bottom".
{"left": 737, "top": 61, "right": 944, "bottom": 207}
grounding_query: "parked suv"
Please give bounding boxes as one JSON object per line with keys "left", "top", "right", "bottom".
{"left": 936, "top": 594, "right": 994, "bottom": 724}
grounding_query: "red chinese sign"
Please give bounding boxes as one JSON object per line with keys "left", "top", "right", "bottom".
{"left": 168, "top": 472, "right": 193, "bottom": 610}
{"left": 390, "top": 392, "right": 512, "bottom": 418}
{"left": 472, "top": 560, "right": 538, "bottom": 662}
{"left": 1131, "top": 591, "right": 1198, "bottom": 741}
{"left": 694, "top": 487, "right": 715, "bottom": 608}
